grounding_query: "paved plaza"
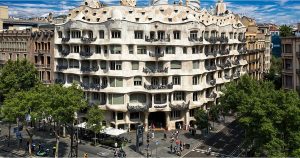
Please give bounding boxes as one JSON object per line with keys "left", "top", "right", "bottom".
{"left": 0, "top": 116, "right": 236, "bottom": 157}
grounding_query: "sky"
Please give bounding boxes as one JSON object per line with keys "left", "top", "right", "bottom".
{"left": 0, "top": 0, "right": 299, "bottom": 25}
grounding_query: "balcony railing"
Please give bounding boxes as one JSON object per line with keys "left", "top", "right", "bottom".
{"left": 219, "top": 49, "right": 230, "bottom": 55}
{"left": 208, "top": 79, "right": 216, "bottom": 86}
{"left": 205, "top": 65, "right": 217, "bottom": 71}
{"left": 145, "top": 35, "right": 170, "bottom": 42}
{"left": 169, "top": 100, "right": 190, "bottom": 110}
{"left": 238, "top": 49, "right": 247, "bottom": 54}
{"left": 143, "top": 67, "right": 168, "bottom": 74}
{"left": 90, "top": 83, "right": 107, "bottom": 90}
{"left": 206, "top": 37, "right": 218, "bottom": 44}
{"left": 55, "top": 78, "right": 65, "bottom": 84}
{"left": 224, "top": 74, "right": 231, "bottom": 80}
{"left": 219, "top": 37, "right": 229, "bottom": 43}
{"left": 61, "top": 49, "right": 70, "bottom": 56}
{"left": 56, "top": 65, "right": 68, "bottom": 71}
{"left": 206, "top": 92, "right": 217, "bottom": 98}
{"left": 80, "top": 65, "right": 99, "bottom": 72}
{"left": 62, "top": 37, "right": 70, "bottom": 42}
{"left": 144, "top": 83, "right": 173, "bottom": 90}
{"left": 205, "top": 51, "right": 218, "bottom": 57}
{"left": 149, "top": 52, "right": 164, "bottom": 58}
{"left": 153, "top": 104, "right": 167, "bottom": 108}
{"left": 127, "top": 103, "right": 148, "bottom": 112}
{"left": 232, "top": 60, "right": 240, "bottom": 65}
{"left": 79, "top": 51, "right": 93, "bottom": 57}
{"left": 188, "top": 37, "right": 203, "bottom": 42}
{"left": 232, "top": 72, "right": 240, "bottom": 78}
{"left": 81, "top": 37, "right": 97, "bottom": 43}
{"left": 238, "top": 37, "right": 247, "bottom": 42}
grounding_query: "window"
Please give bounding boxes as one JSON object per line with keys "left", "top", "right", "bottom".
{"left": 171, "top": 61, "right": 181, "bottom": 69}
{"left": 100, "top": 61, "right": 106, "bottom": 69}
{"left": 229, "top": 32, "right": 233, "bottom": 39}
{"left": 92, "top": 93, "right": 100, "bottom": 100}
{"left": 99, "top": 30, "right": 104, "bottom": 39}
{"left": 58, "top": 31, "right": 62, "bottom": 38}
{"left": 134, "top": 77, "right": 142, "bottom": 86}
{"left": 183, "top": 47, "right": 187, "bottom": 54}
{"left": 132, "top": 61, "right": 139, "bottom": 70}
{"left": 218, "top": 72, "right": 222, "bottom": 78}
{"left": 173, "top": 91, "right": 184, "bottom": 101}
{"left": 71, "top": 31, "right": 81, "bottom": 38}
{"left": 192, "top": 75, "right": 200, "bottom": 85}
{"left": 110, "top": 45, "right": 121, "bottom": 54}
{"left": 157, "top": 31, "right": 165, "bottom": 39}
{"left": 172, "top": 76, "right": 181, "bottom": 85}
{"left": 130, "top": 93, "right": 146, "bottom": 103}
{"left": 190, "top": 31, "right": 197, "bottom": 39}
{"left": 117, "top": 112, "right": 123, "bottom": 120}
{"left": 193, "top": 60, "right": 199, "bottom": 69}
{"left": 137, "top": 46, "right": 146, "bottom": 54}
{"left": 130, "top": 112, "right": 140, "bottom": 120}
{"left": 111, "top": 30, "right": 121, "bottom": 38}
{"left": 73, "top": 45, "right": 80, "bottom": 53}
{"left": 284, "top": 44, "right": 292, "bottom": 53}
{"left": 285, "top": 59, "right": 293, "bottom": 70}
{"left": 134, "top": 31, "right": 143, "bottom": 39}
{"left": 110, "top": 77, "right": 123, "bottom": 87}
{"left": 166, "top": 46, "right": 175, "bottom": 54}
{"left": 69, "top": 59, "right": 79, "bottom": 68}
{"left": 109, "top": 94, "right": 124, "bottom": 104}
{"left": 173, "top": 31, "right": 181, "bottom": 39}
{"left": 285, "top": 75, "right": 293, "bottom": 89}
{"left": 190, "top": 109, "right": 195, "bottom": 117}
{"left": 204, "top": 31, "right": 209, "bottom": 39}
{"left": 171, "top": 111, "right": 180, "bottom": 118}
{"left": 110, "top": 61, "right": 122, "bottom": 70}
{"left": 128, "top": 45, "right": 134, "bottom": 54}
{"left": 96, "top": 45, "right": 101, "bottom": 54}
{"left": 193, "top": 92, "right": 198, "bottom": 101}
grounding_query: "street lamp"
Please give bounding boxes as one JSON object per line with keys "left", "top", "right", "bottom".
{"left": 206, "top": 107, "right": 210, "bottom": 136}
{"left": 74, "top": 112, "right": 79, "bottom": 157}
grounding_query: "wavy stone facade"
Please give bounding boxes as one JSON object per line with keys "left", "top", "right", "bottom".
{"left": 54, "top": 0, "right": 248, "bottom": 131}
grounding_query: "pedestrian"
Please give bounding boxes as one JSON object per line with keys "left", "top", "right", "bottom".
{"left": 170, "top": 143, "right": 173, "bottom": 153}
{"left": 179, "top": 124, "right": 181, "bottom": 130}
{"left": 38, "top": 143, "right": 41, "bottom": 150}
{"left": 163, "top": 132, "right": 167, "bottom": 140}
{"left": 114, "top": 149, "right": 117, "bottom": 157}
{"left": 52, "top": 145, "right": 56, "bottom": 156}
{"left": 151, "top": 131, "right": 154, "bottom": 139}
{"left": 114, "top": 142, "right": 118, "bottom": 148}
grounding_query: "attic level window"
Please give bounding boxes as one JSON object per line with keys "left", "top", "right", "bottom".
{"left": 93, "top": 13, "right": 97, "bottom": 16}
{"left": 68, "top": 14, "right": 71, "bottom": 17}
{"left": 85, "top": 10, "right": 88, "bottom": 13}
{"left": 135, "top": 18, "right": 139, "bottom": 22}
{"left": 76, "top": 11, "right": 79, "bottom": 13}
{"left": 168, "top": 18, "right": 172, "bottom": 22}
{"left": 160, "top": 9, "right": 164, "bottom": 12}
{"left": 82, "top": 17, "right": 86, "bottom": 20}
{"left": 174, "top": 10, "right": 178, "bottom": 13}
{"left": 97, "top": 18, "right": 100, "bottom": 22}
{"left": 129, "top": 11, "right": 133, "bottom": 14}
{"left": 87, "top": 19, "right": 90, "bottom": 21}
{"left": 148, "top": 18, "right": 152, "bottom": 20}
{"left": 141, "top": 12, "right": 145, "bottom": 15}
{"left": 107, "top": 17, "right": 111, "bottom": 20}
{"left": 85, "top": 2, "right": 88, "bottom": 5}
{"left": 194, "top": 14, "right": 196, "bottom": 17}
{"left": 186, "top": 11, "right": 189, "bottom": 13}
{"left": 103, "top": 11, "right": 107, "bottom": 14}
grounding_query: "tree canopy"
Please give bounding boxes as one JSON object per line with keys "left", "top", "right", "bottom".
{"left": 219, "top": 75, "right": 300, "bottom": 156}
{"left": 279, "top": 25, "right": 293, "bottom": 37}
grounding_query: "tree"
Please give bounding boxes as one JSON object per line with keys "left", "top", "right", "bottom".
{"left": 194, "top": 109, "right": 209, "bottom": 130}
{"left": 0, "top": 60, "right": 38, "bottom": 101}
{"left": 86, "top": 106, "right": 104, "bottom": 146}
{"left": 279, "top": 25, "right": 293, "bottom": 37}
{"left": 218, "top": 75, "right": 300, "bottom": 156}
{"left": 264, "top": 56, "right": 282, "bottom": 89}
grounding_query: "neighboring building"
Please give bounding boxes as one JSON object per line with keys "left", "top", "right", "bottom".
{"left": 270, "top": 25, "right": 281, "bottom": 57}
{"left": 54, "top": 0, "right": 248, "bottom": 131}
{"left": 281, "top": 23, "right": 300, "bottom": 93}
{"left": 240, "top": 17, "right": 271, "bottom": 80}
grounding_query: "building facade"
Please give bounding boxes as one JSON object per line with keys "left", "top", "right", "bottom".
{"left": 54, "top": 0, "right": 248, "bottom": 131}
{"left": 281, "top": 24, "right": 300, "bottom": 92}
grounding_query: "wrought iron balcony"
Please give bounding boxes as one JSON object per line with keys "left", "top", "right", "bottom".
{"left": 238, "top": 49, "right": 247, "bottom": 54}
{"left": 79, "top": 51, "right": 93, "bottom": 57}
{"left": 232, "top": 72, "right": 240, "bottom": 78}
{"left": 188, "top": 37, "right": 203, "bottom": 42}
{"left": 56, "top": 65, "right": 68, "bottom": 71}
{"left": 55, "top": 78, "right": 65, "bottom": 84}
{"left": 144, "top": 83, "right": 173, "bottom": 90}
{"left": 80, "top": 82, "right": 89, "bottom": 90}
{"left": 169, "top": 101, "right": 190, "bottom": 110}
{"left": 220, "top": 37, "right": 229, "bottom": 43}
{"left": 208, "top": 79, "right": 216, "bottom": 86}
{"left": 61, "top": 49, "right": 70, "bottom": 56}
{"left": 62, "top": 37, "right": 70, "bottom": 42}
{"left": 127, "top": 103, "right": 148, "bottom": 112}
{"left": 238, "top": 37, "right": 247, "bottom": 42}
{"left": 149, "top": 52, "right": 164, "bottom": 58}
{"left": 206, "top": 37, "right": 218, "bottom": 43}
{"left": 205, "top": 51, "right": 218, "bottom": 57}
{"left": 219, "top": 49, "right": 230, "bottom": 55}
{"left": 205, "top": 65, "right": 217, "bottom": 71}
{"left": 145, "top": 35, "right": 170, "bottom": 42}
{"left": 81, "top": 37, "right": 97, "bottom": 43}
{"left": 207, "top": 92, "right": 217, "bottom": 99}
{"left": 232, "top": 60, "right": 240, "bottom": 65}
{"left": 143, "top": 67, "right": 168, "bottom": 74}
{"left": 90, "top": 83, "right": 107, "bottom": 90}
{"left": 153, "top": 104, "right": 167, "bottom": 108}
{"left": 80, "top": 65, "right": 99, "bottom": 72}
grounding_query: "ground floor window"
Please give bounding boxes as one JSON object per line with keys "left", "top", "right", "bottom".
{"left": 171, "top": 110, "right": 180, "bottom": 119}
{"left": 130, "top": 112, "right": 140, "bottom": 120}
{"left": 190, "top": 109, "right": 195, "bottom": 117}
{"left": 117, "top": 112, "right": 124, "bottom": 120}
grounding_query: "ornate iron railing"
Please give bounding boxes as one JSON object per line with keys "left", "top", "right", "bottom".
{"left": 169, "top": 101, "right": 190, "bottom": 110}
{"left": 144, "top": 83, "right": 173, "bottom": 90}
{"left": 143, "top": 67, "right": 168, "bottom": 74}
{"left": 81, "top": 37, "right": 97, "bottom": 43}
{"left": 79, "top": 51, "right": 93, "bottom": 57}
{"left": 127, "top": 103, "right": 148, "bottom": 112}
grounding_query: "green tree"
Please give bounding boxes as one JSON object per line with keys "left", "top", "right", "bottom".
{"left": 194, "top": 109, "right": 209, "bottom": 130}
{"left": 264, "top": 56, "right": 282, "bottom": 89}
{"left": 86, "top": 106, "right": 104, "bottom": 146}
{"left": 0, "top": 60, "right": 38, "bottom": 101}
{"left": 279, "top": 25, "right": 293, "bottom": 37}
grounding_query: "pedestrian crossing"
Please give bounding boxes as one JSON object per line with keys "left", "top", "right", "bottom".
{"left": 191, "top": 148, "right": 219, "bottom": 156}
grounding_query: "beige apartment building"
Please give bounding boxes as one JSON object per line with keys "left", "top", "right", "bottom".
{"left": 241, "top": 17, "right": 271, "bottom": 80}
{"left": 281, "top": 24, "right": 300, "bottom": 92}
{"left": 54, "top": 0, "right": 248, "bottom": 131}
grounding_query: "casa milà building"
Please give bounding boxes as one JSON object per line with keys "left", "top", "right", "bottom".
{"left": 54, "top": 0, "right": 248, "bottom": 131}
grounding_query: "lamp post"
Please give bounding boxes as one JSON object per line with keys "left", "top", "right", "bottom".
{"left": 206, "top": 108, "right": 210, "bottom": 136}
{"left": 74, "top": 112, "right": 78, "bottom": 157}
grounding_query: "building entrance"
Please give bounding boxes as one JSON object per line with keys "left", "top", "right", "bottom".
{"left": 148, "top": 112, "right": 166, "bottom": 129}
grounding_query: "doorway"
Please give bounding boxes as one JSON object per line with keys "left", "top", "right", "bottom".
{"left": 148, "top": 112, "right": 166, "bottom": 129}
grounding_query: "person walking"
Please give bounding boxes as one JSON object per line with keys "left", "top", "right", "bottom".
{"left": 170, "top": 143, "right": 173, "bottom": 153}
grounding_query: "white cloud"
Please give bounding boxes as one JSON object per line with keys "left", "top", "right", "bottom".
{"left": 279, "top": 0, "right": 288, "bottom": 5}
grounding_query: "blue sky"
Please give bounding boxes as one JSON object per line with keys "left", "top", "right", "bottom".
{"left": 0, "top": 0, "right": 299, "bottom": 25}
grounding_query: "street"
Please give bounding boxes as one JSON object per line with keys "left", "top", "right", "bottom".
{"left": 183, "top": 120, "right": 245, "bottom": 157}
